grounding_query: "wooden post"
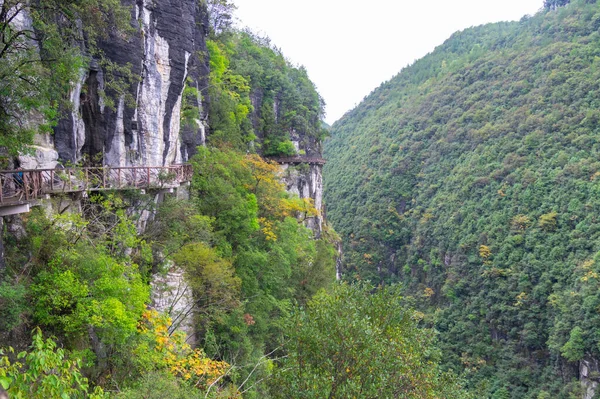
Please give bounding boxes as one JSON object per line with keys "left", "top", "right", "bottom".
{"left": 118, "top": 168, "right": 121, "bottom": 189}
{"left": 0, "top": 217, "right": 5, "bottom": 272}
{"left": 23, "top": 173, "right": 29, "bottom": 200}
{"left": 133, "top": 168, "right": 137, "bottom": 188}
{"left": 36, "top": 171, "right": 41, "bottom": 197}
{"left": 147, "top": 166, "right": 150, "bottom": 187}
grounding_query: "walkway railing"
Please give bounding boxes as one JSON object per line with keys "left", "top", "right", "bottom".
{"left": 270, "top": 156, "right": 326, "bottom": 165}
{"left": 0, "top": 164, "right": 193, "bottom": 205}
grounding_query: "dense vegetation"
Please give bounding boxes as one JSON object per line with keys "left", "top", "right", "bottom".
{"left": 269, "top": 283, "right": 471, "bottom": 399}
{"left": 324, "top": 0, "right": 600, "bottom": 397}
{"left": 206, "top": 29, "right": 327, "bottom": 156}
{"left": 0, "top": 0, "right": 470, "bottom": 397}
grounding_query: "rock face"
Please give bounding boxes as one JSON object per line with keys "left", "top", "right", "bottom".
{"left": 151, "top": 265, "right": 196, "bottom": 345}
{"left": 581, "top": 358, "right": 600, "bottom": 399}
{"left": 53, "top": 0, "right": 210, "bottom": 168}
{"left": 280, "top": 163, "right": 324, "bottom": 236}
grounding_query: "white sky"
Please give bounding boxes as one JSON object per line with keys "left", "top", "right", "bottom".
{"left": 235, "top": 0, "right": 543, "bottom": 124}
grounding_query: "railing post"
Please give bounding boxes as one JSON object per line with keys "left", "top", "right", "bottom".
{"left": 23, "top": 173, "right": 29, "bottom": 200}
{"left": 0, "top": 174, "right": 4, "bottom": 203}
{"left": 118, "top": 168, "right": 121, "bottom": 189}
{"left": 133, "top": 168, "right": 137, "bottom": 188}
{"left": 103, "top": 167, "right": 107, "bottom": 189}
{"left": 36, "top": 171, "right": 42, "bottom": 197}
{"left": 147, "top": 166, "right": 150, "bottom": 187}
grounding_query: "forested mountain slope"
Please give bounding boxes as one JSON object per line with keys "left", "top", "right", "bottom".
{"left": 324, "top": 1, "right": 600, "bottom": 397}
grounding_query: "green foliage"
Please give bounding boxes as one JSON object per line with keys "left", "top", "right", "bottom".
{"left": 113, "top": 372, "right": 199, "bottom": 399}
{"left": 0, "top": 328, "right": 107, "bottom": 398}
{"left": 206, "top": 0, "right": 237, "bottom": 37}
{"left": 181, "top": 79, "right": 202, "bottom": 128}
{"left": 560, "top": 326, "right": 585, "bottom": 362}
{"left": 31, "top": 247, "right": 149, "bottom": 345}
{"left": 145, "top": 197, "right": 214, "bottom": 260}
{"left": 0, "top": 280, "right": 26, "bottom": 332}
{"left": 191, "top": 146, "right": 337, "bottom": 395}
{"left": 173, "top": 243, "right": 241, "bottom": 318}
{"left": 270, "top": 283, "right": 471, "bottom": 399}
{"left": 206, "top": 31, "right": 325, "bottom": 155}
{"left": 191, "top": 146, "right": 260, "bottom": 251}
{"left": 538, "top": 211, "right": 558, "bottom": 231}
{"left": 206, "top": 38, "right": 254, "bottom": 149}
{"left": 324, "top": 0, "right": 600, "bottom": 396}
{"left": 3, "top": 197, "right": 154, "bottom": 384}
{"left": 275, "top": 140, "right": 297, "bottom": 156}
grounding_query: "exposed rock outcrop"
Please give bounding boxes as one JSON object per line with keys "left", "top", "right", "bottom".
{"left": 151, "top": 265, "right": 196, "bottom": 345}
{"left": 53, "top": 0, "right": 210, "bottom": 168}
{"left": 581, "top": 357, "right": 600, "bottom": 399}
{"left": 280, "top": 163, "right": 324, "bottom": 236}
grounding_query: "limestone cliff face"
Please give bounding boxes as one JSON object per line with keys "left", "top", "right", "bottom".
{"left": 53, "top": 0, "right": 210, "bottom": 167}
{"left": 247, "top": 89, "right": 327, "bottom": 236}
{"left": 280, "top": 163, "right": 324, "bottom": 235}
{"left": 21, "top": 0, "right": 327, "bottom": 235}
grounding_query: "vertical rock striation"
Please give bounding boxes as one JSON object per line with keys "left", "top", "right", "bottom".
{"left": 280, "top": 162, "right": 324, "bottom": 236}
{"left": 53, "top": 0, "right": 210, "bottom": 167}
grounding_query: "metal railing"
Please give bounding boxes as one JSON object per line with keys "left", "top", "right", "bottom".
{"left": 0, "top": 164, "right": 193, "bottom": 204}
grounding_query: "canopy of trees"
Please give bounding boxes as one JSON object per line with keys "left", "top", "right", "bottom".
{"left": 324, "top": 0, "right": 600, "bottom": 397}
{"left": 270, "top": 283, "right": 471, "bottom": 399}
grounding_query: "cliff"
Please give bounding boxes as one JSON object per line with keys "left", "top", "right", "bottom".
{"left": 3, "top": 0, "right": 330, "bottom": 351}
{"left": 52, "top": 0, "right": 210, "bottom": 168}
{"left": 15, "top": 2, "right": 326, "bottom": 229}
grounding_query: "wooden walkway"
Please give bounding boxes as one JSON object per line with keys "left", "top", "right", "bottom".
{"left": 0, "top": 164, "right": 193, "bottom": 205}
{"left": 269, "top": 156, "right": 326, "bottom": 165}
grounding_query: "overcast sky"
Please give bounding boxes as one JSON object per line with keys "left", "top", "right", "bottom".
{"left": 235, "top": 0, "right": 543, "bottom": 124}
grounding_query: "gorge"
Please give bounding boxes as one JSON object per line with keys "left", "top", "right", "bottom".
{"left": 3, "top": 0, "right": 600, "bottom": 398}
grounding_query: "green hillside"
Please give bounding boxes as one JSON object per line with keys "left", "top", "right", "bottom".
{"left": 324, "top": 1, "right": 600, "bottom": 397}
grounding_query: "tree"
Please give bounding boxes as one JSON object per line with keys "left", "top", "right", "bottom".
{"left": 172, "top": 243, "right": 241, "bottom": 321}
{"left": 0, "top": 328, "right": 106, "bottom": 398}
{"left": 206, "top": 0, "right": 237, "bottom": 37}
{"left": 270, "top": 283, "right": 472, "bottom": 399}
{"left": 560, "top": 326, "right": 585, "bottom": 362}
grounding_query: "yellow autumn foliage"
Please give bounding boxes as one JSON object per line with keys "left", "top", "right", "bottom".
{"left": 137, "top": 310, "right": 231, "bottom": 391}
